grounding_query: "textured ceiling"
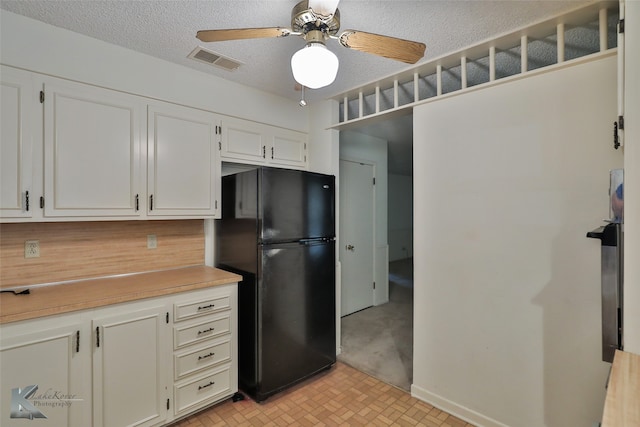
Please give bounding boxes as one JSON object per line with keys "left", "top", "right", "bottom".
{"left": 0, "top": 0, "right": 591, "bottom": 104}
{"left": 0, "top": 0, "right": 592, "bottom": 175}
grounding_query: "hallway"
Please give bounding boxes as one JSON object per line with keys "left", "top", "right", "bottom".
{"left": 339, "top": 258, "right": 413, "bottom": 391}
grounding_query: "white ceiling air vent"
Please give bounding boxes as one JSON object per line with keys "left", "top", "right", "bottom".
{"left": 188, "top": 47, "right": 243, "bottom": 71}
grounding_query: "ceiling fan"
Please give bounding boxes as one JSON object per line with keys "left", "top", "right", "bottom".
{"left": 196, "top": 0, "right": 426, "bottom": 90}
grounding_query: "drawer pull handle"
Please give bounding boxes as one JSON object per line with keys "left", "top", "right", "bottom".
{"left": 197, "top": 304, "right": 215, "bottom": 311}
{"left": 198, "top": 352, "right": 215, "bottom": 361}
{"left": 198, "top": 381, "right": 215, "bottom": 391}
{"left": 197, "top": 327, "right": 215, "bottom": 335}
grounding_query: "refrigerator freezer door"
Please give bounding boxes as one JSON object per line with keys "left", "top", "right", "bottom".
{"left": 256, "top": 239, "right": 336, "bottom": 401}
{"left": 259, "top": 168, "right": 335, "bottom": 243}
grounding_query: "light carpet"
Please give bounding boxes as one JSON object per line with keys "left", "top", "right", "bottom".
{"left": 338, "top": 258, "right": 413, "bottom": 391}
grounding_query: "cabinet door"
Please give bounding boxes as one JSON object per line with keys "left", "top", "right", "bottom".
{"left": 220, "top": 117, "right": 308, "bottom": 169}
{"left": 0, "top": 321, "right": 91, "bottom": 427}
{"left": 43, "top": 78, "right": 144, "bottom": 217}
{"left": 93, "top": 307, "right": 168, "bottom": 427}
{"left": 1, "top": 66, "right": 35, "bottom": 219}
{"left": 147, "top": 102, "right": 219, "bottom": 217}
{"left": 220, "top": 117, "right": 267, "bottom": 163}
{"left": 268, "top": 128, "right": 308, "bottom": 168}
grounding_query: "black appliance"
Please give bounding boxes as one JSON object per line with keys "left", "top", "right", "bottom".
{"left": 586, "top": 169, "right": 624, "bottom": 363}
{"left": 217, "top": 167, "right": 336, "bottom": 402}
{"left": 587, "top": 223, "right": 623, "bottom": 362}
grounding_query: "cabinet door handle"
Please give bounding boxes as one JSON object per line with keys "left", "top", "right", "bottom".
{"left": 76, "top": 330, "right": 80, "bottom": 353}
{"left": 198, "top": 381, "right": 215, "bottom": 390}
{"left": 96, "top": 326, "right": 100, "bottom": 347}
{"left": 149, "top": 195, "right": 154, "bottom": 211}
{"left": 197, "top": 304, "right": 215, "bottom": 311}
{"left": 197, "top": 327, "right": 215, "bottom": 335}
{"left": 25, "top": 191, "right": 30, "bottom": 212}
{"left": 271, "top": 146, "right": 274, "bottom": 159}
{"left": 262, "top": 146, "right": 266, "bottom": 158}
{"left": 135, "top": 194, "right": 139, "bottom": 211}
{"left": 198, "top": 352, "right": 215, "bottom": 361}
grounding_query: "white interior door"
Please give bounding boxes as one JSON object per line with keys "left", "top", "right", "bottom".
{"left": 340, "top": 159, "right": 374, "bottom": 316}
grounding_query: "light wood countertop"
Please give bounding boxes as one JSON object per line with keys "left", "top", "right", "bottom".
{"left": 0, "top": 266, "right": 242, "bottom": 324}
{"left": 602, "top": 350, "right": 640, "bottom": 427}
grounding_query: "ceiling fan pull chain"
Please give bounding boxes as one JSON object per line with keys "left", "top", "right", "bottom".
{"left": 299, "top": 85, "right": 307, "bottom": 107}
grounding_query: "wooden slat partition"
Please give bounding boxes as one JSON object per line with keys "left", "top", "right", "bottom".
{"left": 600, "top": 7, "right": 608, "bottom": 51}
{"left": 0, "top": 220, "right": 204, "bottom": 288}
{"left": 334, "top": 1, "right": 618, "bottom": 130}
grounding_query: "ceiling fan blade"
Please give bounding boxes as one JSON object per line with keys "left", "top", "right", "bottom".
{"left": 308, "top": 0, "right": 340, "bottom": 17}
{"left": 196, "top": 27, "right": 292, "bottom": 42}
{"left": 338, "top": 30, "right": 426, "bottom": 64}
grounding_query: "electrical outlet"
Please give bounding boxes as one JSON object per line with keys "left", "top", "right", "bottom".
{"left": 147, "top": 234, "right": 157, "bottom": 249}
{"left": 25, "top": 240, "right": 40, "bottom": 258}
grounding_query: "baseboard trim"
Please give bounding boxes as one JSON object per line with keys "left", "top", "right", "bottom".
{"left": 410, "top": 384, "right": 509, "bottom": 427}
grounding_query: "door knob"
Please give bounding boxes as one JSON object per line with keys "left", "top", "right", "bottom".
{"left": 346, "top": 244, "right": 355, "bottom": 251}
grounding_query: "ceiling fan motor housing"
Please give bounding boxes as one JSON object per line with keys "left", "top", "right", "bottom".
{"left": 292, "top": 0, "right": 340, "bottom": 39}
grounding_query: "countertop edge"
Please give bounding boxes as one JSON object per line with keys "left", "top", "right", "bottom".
{"left": 0, "top": 266, "right": 243, "bottom": 324}
{"left": 601, "top": 349, "right": 640, "bottom": 427}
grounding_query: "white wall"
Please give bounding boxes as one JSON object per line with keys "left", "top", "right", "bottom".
{"left": 340, "top": 131, "right": 389, "bottom": 305}
{"left": 412, "top": 54, "right": 621, "bottom": 427}
{"left": 388, "top": 174, "right": 413, "bottom": 261}
{"left": 622, "top": 0, "right": 640, "bottom": 354}
{"left": 308, "top": 101, "right": 340, "bottom": 175}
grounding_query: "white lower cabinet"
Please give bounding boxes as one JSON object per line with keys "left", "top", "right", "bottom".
{"left": 174, "top": 365, "right": 232, "bottom": 416}
{"left": 0, "top": 315, "right": 91, "bottom": 427}
{"left": 92, "top": 306, "right": 169, "bottom": 427}
{"left": 171, "top": 287, "right": 237, "bottom": 418}
{"left": 0, "top": 283, "right": 237, "bottom": 427}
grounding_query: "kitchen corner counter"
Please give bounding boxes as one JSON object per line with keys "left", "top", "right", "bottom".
{"left": 0, "top": 266, "right": 242, "bottom": 324}
{"left": 601, "top": 350, "right": 640, "bottom": 427}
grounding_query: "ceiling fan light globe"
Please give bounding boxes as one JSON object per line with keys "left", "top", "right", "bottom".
{"left": 308, "top": 0, "right": 340, "bottom": 17}
{"left": 291, "top": 43, "right": 339, "bottom": 89}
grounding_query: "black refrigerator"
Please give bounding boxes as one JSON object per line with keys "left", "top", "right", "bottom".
{"left": 217, "top": 167, "right": 336, "bottom": 402}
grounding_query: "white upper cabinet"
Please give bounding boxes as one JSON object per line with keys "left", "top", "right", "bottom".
{"left": 1, "top": 66, "right": 36, "bottom": 219}
{"left": 1, "top": 66, "right": 308, "bottom": 222}
{"left": 269, "top": 127, "right": 308, "bottom": 168}
{"left": 43, "top": 77, "right": 144, "bottom": 218}
{"left": 220, "top": 116, "right": 307, "bottom": 169}
{"left": 147, "top": 102, "right": 220, "bottom": 218}
{"left": 220, "top": 117, "right": 267, "bottom": 163}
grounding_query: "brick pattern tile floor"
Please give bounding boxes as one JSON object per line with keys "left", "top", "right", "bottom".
{"left": 170, "top": 362, "right": 475, "bottom": 427}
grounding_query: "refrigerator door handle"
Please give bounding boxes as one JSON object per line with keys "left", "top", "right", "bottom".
{"left": 299, "top": 237, "right": 335, "bottom": 245}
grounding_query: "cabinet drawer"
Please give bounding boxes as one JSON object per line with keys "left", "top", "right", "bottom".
{"left": 174, "top": 295, "right": 231, "bottom": 322}
{"left": 175, "top": 338, "right": 231, "bottom": 380}
{"left": 174, "top": 314, "right": 230, "bottom": 349}
{"left": 174, "top": 366, "right": 231, "bottom": 416}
